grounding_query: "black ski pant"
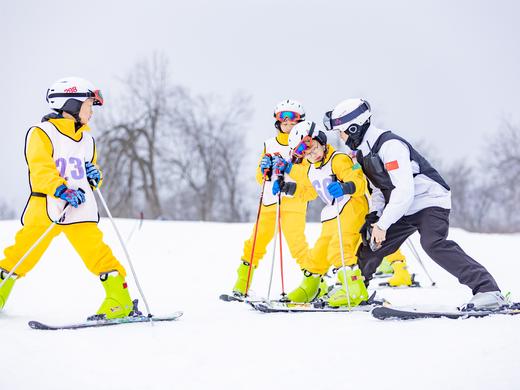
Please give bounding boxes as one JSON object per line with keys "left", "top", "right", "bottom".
{"left": 357, "top": 207, "right": 500, "bottom": 295}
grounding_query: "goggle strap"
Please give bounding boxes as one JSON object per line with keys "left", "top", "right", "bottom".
{"left": 308, "top": 122, "right": 316, "bottom": 138}
{"left": 332, "top": 103, "right": 369, "bottom": 128}
{"left": 48, "top": 92, "right": 92, "bottom": 99}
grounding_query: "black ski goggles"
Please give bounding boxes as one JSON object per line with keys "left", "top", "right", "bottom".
{"left": 323, "top": 101, "right": 370, "bottom": 131}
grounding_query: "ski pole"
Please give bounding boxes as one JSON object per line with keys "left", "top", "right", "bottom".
{"left": 277, "top": 192, "right": 287, "bottom": 300}
{"left": 331, "top": 175, "right": 351, "bottom": 310}
{"left": 0, "top": 206, "right": 69, "bottom": 290}
{"left": 95, "top": 188, "right": 153, "bottom": 318}
{"left": 245, "top": 168, "right": 270, "bottom": 296}
{"left": 266, "top": 183, "right": 281, "bottom": 302}
{"left": 405, "top": 238, "right": 436, "bottom": 287}
{"left": 125, "top": 211, "right": 144, "bottom": 245}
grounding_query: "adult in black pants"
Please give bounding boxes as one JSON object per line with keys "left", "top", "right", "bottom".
{"left": 323, "top": 98, "right": 506, "bottom": 310}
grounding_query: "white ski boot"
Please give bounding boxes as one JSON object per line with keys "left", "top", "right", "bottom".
{"left": 461, "top": 291, "right": 508, "bottom": 311}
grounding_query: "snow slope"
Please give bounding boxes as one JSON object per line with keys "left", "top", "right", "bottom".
{"left": 1, "top": 218, "right": 519, "bottom": 390}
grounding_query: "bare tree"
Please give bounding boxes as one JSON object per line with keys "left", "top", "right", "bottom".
{"left": 486, "top": 118, "right": 520, "bottom": 232}
{"left": 97, "top": 54, "right": 182, "bottom": 218}
{"left": 421, "top": 119, "right": 520, "bottom": 233}
{"left": 96, "top": 53, "right": 251, "bottom": 221}
{"left": 163, "top": 92, "right": 251, "bottom": 221}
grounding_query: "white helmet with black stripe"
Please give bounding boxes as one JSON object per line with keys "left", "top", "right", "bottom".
{"left": 46, "top": 77, "right": 104, "bottom": 120}
{"left": 323, "top": 98, "right": 371, "bottom": 149}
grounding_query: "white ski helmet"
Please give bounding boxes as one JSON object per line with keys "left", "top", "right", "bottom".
{"left": 288, "top": 121, "right": 327, "bottom": 152}
{"left": 273, "top": 99, "right": 306, "bottom": 123}
{"left": 46, "top": 76, "right": 104, "bottom": 114}
{"left": 323, "top": 98, "right": 371, "bottom": 149}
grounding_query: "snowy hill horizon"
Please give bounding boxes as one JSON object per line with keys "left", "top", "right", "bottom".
{"left": 1, "top": 218, "right": 519, "bottom": 390}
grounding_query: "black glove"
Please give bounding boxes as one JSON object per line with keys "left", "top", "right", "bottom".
{"left": 326, "top": 181, "right": 356, "bottom": 198}
{"left": 272, "top": 179, "right": 296, "bottom": 196}
{"left": 360, "top": 211, "right": 379, "bottom": 247}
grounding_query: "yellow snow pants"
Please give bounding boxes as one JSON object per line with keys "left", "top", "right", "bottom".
{"left": 300, "top": 196, "right": 368, "bottom": 275}
{"left": 241, "top": 203, "right": 311, "bottom": 268}
{"left": 0, "top": 222, "right": 126, "bottom": 278}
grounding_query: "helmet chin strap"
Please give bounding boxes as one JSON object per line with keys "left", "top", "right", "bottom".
{"left": 60, "top": 99, "right": 84, "bottom": 131}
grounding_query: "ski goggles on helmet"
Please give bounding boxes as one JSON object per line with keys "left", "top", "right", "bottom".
{"left": 47, "top": 89, "right": 104, "bottom": 106}
{"left": 89, "top": 89, "right": 104, "bottom": 106}
{"left": 323, "top": 101, "right": 370, "bottom": 131}
{"left": 292, "top": 136, "right": 313, "bottom": 159}
{"left": 275, "top": 111, "right": 301, "bottom": 122}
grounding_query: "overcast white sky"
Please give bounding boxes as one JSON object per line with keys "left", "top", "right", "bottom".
{"left": 1, "top": 0, "right": 519, "bottom": 212}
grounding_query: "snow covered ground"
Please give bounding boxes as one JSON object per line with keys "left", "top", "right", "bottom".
{"left": 1, "top": 218, "right": 519, "bottom": 390}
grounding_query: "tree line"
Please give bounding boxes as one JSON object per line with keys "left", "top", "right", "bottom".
{"left": 1, "top": 54, "right": 518, "bottom": 233}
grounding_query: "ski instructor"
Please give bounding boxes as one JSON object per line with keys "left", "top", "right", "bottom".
{"left": 0, "top": 77, "right": 136, "bottom": 320}
{"left": 323, "top": 98, "right": 506, "bottom": 310}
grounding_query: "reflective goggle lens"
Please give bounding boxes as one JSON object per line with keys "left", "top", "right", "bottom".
{"left": 276, "top": 111, "right": 300, "bottom": 122}
{"left": 292, "top": 136, "right": 312, "bottom": 158}
{"left": 323, "top": 111, "right": 333, "bottom": 130}
{"left": 91, "top": 89, "right": 104, "bottom": 106}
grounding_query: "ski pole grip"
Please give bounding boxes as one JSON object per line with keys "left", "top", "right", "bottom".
{"left": 330, "top": 174, "right": 337, "bottom": 205}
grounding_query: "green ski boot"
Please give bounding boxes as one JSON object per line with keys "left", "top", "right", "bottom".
{"left": 287, "top": 269, "right": 322, "bottom": 303}
{"left": 95, "top": 272, "right": 134, "bottom": 319}
{"left": 375, "top": 258, "right": 393, "bottom": 277}
{"left": 232, "top": 261, "right": 255, "bottom": 297}
{"left": 328, "top": 265, "right": 369, "bottom": 307}
{"left": 0, "top": 268, "right": 16, "bottom": 310}
{"left": 317, "top": 278, "right": 330, "bottom": 298}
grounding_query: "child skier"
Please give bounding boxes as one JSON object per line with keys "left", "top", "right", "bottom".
{"left": 323, "top": 98, "right": 505, "bottom": 310}
{"left": 231, "top": 100, "right": 318, "bottom": 297}
{"left": 0, "top": 76, "right": 136, "bottom": 319}
{"left": 274, "top": 121, "right": 370, "bottom": 306}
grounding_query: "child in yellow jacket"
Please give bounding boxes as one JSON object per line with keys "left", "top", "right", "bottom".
{"left": 232, "top": 100, "right": 317, "bottom": 297}
{"left": 275, "top": 121, "right": 370, "bottom": 306}
{"left": 0, "top": 77, "right": 135, "bottom": 319}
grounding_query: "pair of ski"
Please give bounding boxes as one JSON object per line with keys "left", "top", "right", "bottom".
{"left": 220, "top": 293, "right": 520, "bottom": 320}
{"left": 28, "top": 311, "right": 183, "bottom": 331}
{"left": 220, "top": 292, "right": 387, "bottom": 313}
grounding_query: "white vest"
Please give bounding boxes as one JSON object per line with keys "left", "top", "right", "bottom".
{"left": 262, "top": 136, "right": 296, "bottom": 206}
{"left": 24, "top": 121, "right": 99, "bottom": 224}
{"left": 308, "top": 151, "right": 350, "bottom": 222}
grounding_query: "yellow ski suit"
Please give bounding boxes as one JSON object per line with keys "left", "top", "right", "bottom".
{"left": 288, "top": 146, "right": 368, "bottom": 275}
{"left": 241, "top": 132, "right": 317, "bottom": 267}
{"left": 0, "top": 117, "right": 126, "bottom": 277}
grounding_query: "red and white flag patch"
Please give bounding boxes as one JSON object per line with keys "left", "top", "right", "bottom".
{"left": 385, "top": 160, "right": 399, "bottom": 171}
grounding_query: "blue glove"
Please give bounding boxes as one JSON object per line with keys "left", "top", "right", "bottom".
{"left": 272, "top": 179, "right": 281, "bottom": 195}
{"left": 260, "top": 155, "right": 272, "bottom": 176}
{"left": 54, "top": 185, "right": 86, "bottom": 208}
{"left": 272, "top": 155, "right": 292, "bottom": 175}
{"left": 85, "top": 161, "right": 102, "bottom": 188}
{"left": 327, "top": 181, "right": 356, "bottom": 199}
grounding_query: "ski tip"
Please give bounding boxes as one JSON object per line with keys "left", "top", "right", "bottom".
{"left": 219, "top": 293, "right": 245, "bottom": 302}
{"left": 250, "top": 302, "right": 271, "bottom": 313}
{"left": 219, "top": 294, "right": 233, "bottom": 302}
{"left": 28, "top": 321, "right": 52, "bottom": 330}
{"left": 371, "top": 307, "right": 404, "bottom": 320}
